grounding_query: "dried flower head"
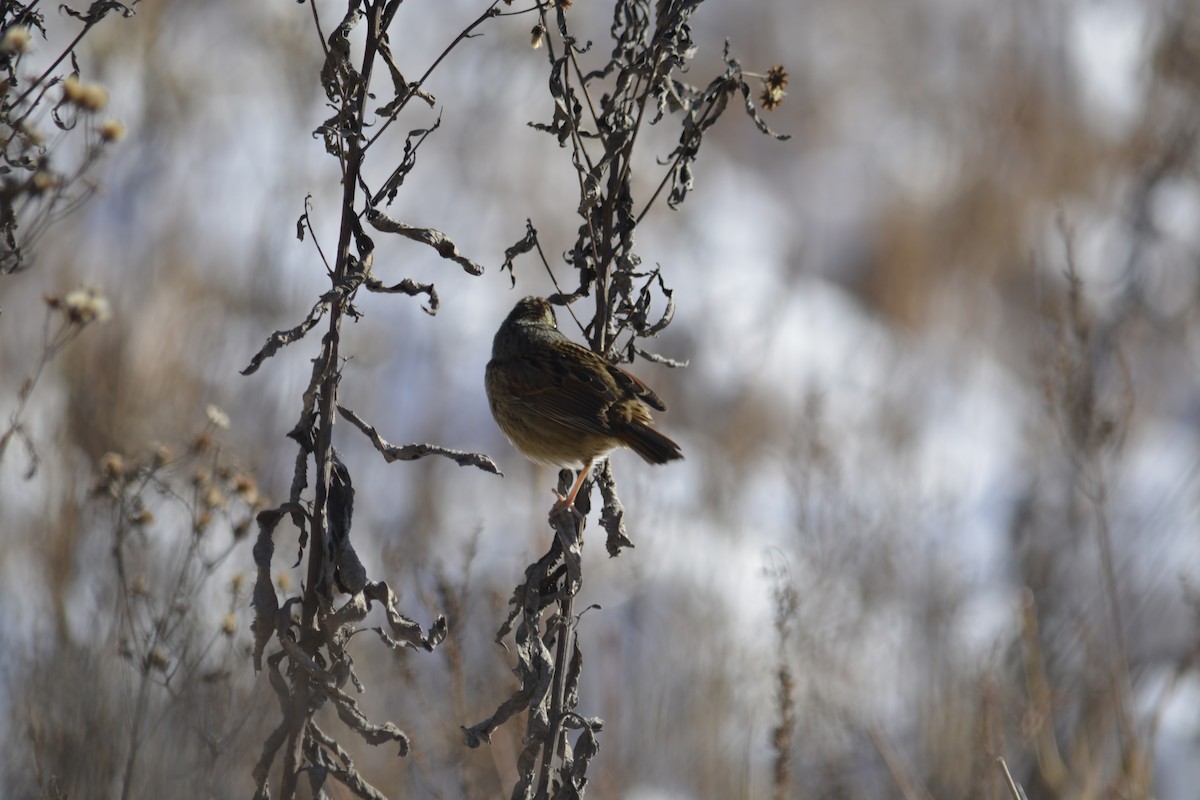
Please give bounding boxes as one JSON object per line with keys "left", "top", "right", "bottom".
{"left": 146, "top": 648, "right": 169, "bottom": 672}
{"left": 99, "top": 118, "right": 125, "bottom": 143}
{"left": 760, "top": 65, "right": 789, "bottom": 111}
{"left": 150, "top": 442, "right": 174, "bottom": 467}
{"left": 1, "top": 27, "right": 32, "bottom": 55}
{"left": 30, "top": 170, "right": 58, "bottom": 194}
{"left": 62, "top": 76, "right": 85, "bottom": 104}
{"left": 59, "top": 286, "right": 111, "bottom": 324}
{"left": 221, "top": 613, "right": 237, "bottom": 637}
{"left": 80, "top": 84, "right": 108, "bottom": 112}
{"left": 62, "top": 75, "right": 109, "bottom": 112}
{"left": 100, "top": 451, "right": 125, "bottom": 481}
{"left": 766, "top": 65, "right": 788, "bottom": 91}
{"left": 531, "top": 23, "right": 545, "bottom": 49}
{"left": 18, "top": 120, "right": 43, "bottom": 146}
{"left": 232, "top": 473, "right": 259, "bottom": 505}
{"left": 205, "top": 403, "right": 230, "bottom": 430}
{"left": 203, "top": 484, "right": 227, "bottom": 510}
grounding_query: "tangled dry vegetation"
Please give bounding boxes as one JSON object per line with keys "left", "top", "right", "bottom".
{"left": 2, "top": 1, "right": 1200, "bottom": 799}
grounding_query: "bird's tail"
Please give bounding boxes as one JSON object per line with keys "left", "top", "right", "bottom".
{"left": 622, "top": 423, "right": 684, "bottom": 465}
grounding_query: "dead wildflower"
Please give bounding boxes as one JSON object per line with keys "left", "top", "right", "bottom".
{"left": 62, "top": 75, "right": 85, "bottom": 104}
{"left": 766, "top": 64, "right": 788, "bottom": 91}
{"left": 203, "top": 484, "right": 226, "bottom": 510}
{"left": 232, "top": 473, "right": 259, "bottom": 505}
{"left": 32, "top": 170, "right": 59, "bottom": 193}
{"left": 131, "top": 507, "right": 155, "bottom": 526}
{"left": 100, "top": 451, "right": 126, "bottom": 482}
{"left": 0, "top": 27, "right": 32, "bottom": 55}
{"left": 63, "top": 76, "right": 108, "bottom": 112}
{"left": 55, "top": 286, "right": 111, "bottom": 324}
{"left": 19, "top": 120, "right": 43, "bottom": 146}
{"left": 760, "top": 64, "right": 789, "bottom": 110}
{"left": 146, "top": 648, "right": 169, "bottom": 673}
{"left": 205, "top": 404, "right": 230, "bottom": 430}
{"left": 99, "top": 118, "right": 126, "bottom": 143}
{"left": 150, "top": 442, "right": 173, "bottom": 467}
{"left": 190, "top": 431, "right": 213, "bottom": 453}
{"left": 531, "top": 23, "right": 545, "bottom": 49}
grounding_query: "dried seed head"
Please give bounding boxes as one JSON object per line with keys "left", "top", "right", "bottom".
{"left": 232, "top": 473, "right": 259, "bottom": 505}
{"left": 205, "top": 404, "right": 230, "bottom": 430}
{"left": 99, "top": 118, "right": 125, "bottom": 143}
{"left": 203, "top": 484, "right": 226, "bottom": 510}
{"left": 146, "top": 648, "right": 169, "bottom": 672}
{"left": 101, "top": 451, "right": 125, "bottom": 481}
{"left": 62, "top": 75, "right": 109, "bottom": 112}
{"left": 19, "top": 120, "right": 43, "bottom": 146}
{"left": 30, "top": 170, "right": 58, "bottom": 194}
{"left": 1, "top": 27, "right": 32, "bottom": 55}
{"left": 62, "top": 76, "right": 85, "bottom": 104}
{"left": 63, "top": 286, "right": 111, "bottom": 324}
{"left": 531, "top": 23, "right": 545, "bottom": 49}
{"left": 150, "top": 442, "right": 173, "bottom": 467}
{"left": 760, "top": 65, "right": 789, "bottom": 111}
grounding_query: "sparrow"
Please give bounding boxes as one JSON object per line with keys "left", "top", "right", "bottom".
{"left": 484, "top": 296, "right": 683, "bottom": 512}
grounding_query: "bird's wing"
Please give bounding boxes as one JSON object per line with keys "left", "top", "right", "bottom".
{"left": 606, "top": 363, "right": 667, "bottom": 412}
{"left": 492, "top": 342, "right": 618, "bottom": 436}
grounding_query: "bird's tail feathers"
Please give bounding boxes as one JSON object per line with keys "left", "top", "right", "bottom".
{"left": 623, "top": 423, "right": 683, "bottom": 465}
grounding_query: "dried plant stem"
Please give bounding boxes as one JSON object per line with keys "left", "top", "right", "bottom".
{"left": 538, "top": 591, "right": 576, "bottom": 797}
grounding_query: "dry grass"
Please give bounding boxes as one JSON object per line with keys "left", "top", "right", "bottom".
{"left": 3, "top": 0, "right": 1199, "bottom": 798}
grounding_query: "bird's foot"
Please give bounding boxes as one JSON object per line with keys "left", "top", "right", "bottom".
{"left": 549, "top": 490, "right": 585, "bottom": 524}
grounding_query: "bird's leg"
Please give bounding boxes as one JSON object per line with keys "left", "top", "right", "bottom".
{"left": 551, "top": 460, "right": 593, "bottom": 516}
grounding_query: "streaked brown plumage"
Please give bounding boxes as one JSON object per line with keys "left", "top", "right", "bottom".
{"left": 485, "top": 296, "right": 683, "bottom": 510}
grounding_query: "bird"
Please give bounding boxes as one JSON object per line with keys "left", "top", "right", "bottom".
{"left": 485, "top": 296, "right": 683, "bottom": 513}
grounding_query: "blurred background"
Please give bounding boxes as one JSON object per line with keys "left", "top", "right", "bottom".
{"left": 3, "top": 0, "right": 1200, "bottom": 797}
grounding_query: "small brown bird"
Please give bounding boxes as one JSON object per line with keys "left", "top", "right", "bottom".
{"left": 485, "top": 296, "right": 683, "bottom": 512}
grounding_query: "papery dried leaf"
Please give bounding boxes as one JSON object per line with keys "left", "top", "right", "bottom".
{"left": 366, "top": 208, "right": 484, "bottom": 276}
{"left": 338, "top": 404, "right": 502, "bottom": 474}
